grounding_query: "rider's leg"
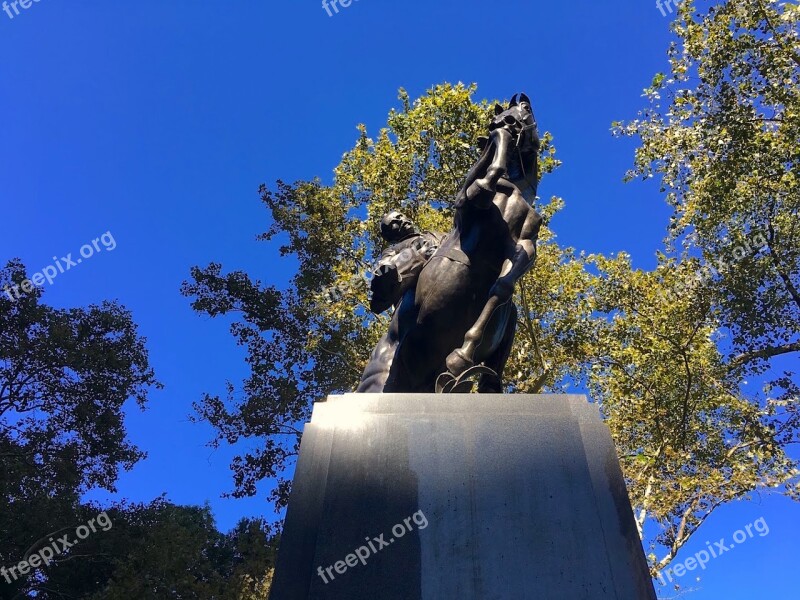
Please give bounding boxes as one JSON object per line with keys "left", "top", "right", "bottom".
{"left": 356, "top": 316, "right": 400, "bottom": 393}
{"left": 388, "top": 258, "right": 481, "bottom": 392}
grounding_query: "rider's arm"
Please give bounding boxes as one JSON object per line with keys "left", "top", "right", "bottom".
{"left": 370, "top": 249, "right": 402, "bottom": 314}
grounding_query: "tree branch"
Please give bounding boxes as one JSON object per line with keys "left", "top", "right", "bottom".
{"left": 756, "top": 0, "right": 800, "bottom": 68}
{"left": 730, "top": 342, "right": 800, "bottom": 367}
{"left": 766, "top": 208, "right": 800, "bottom": 311}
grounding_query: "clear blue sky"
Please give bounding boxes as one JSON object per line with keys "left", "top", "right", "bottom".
{"left": 0, "top": 1, "right": 796, "bottom": 597}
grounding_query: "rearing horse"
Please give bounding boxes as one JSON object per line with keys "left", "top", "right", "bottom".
{"left": 358, "top": 93, "right": 543, "bottom": 393}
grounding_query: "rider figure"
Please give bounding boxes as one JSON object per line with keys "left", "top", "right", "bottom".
{"left": 369, "top": 210, "right": 444, "bottom": 314}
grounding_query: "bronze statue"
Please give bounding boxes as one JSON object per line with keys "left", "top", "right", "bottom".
{"left": 357, "top": 212, "right": 444, "bottom": 393}
{"left": 357, "top": 93, "right": 543, "bottom": 393}
{"left": 368, "top": 211, "right": 444, "bottom": 315}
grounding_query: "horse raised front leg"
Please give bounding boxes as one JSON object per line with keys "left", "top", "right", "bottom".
{"left": 465, "top": 127, "right": 513, "bottom": 205}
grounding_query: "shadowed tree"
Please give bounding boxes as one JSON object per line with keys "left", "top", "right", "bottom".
{"left": 0, "top": 259, "right": 160, "bottom": 599}
{"left": 15, "top": 499, "right": 278, "bottom": 600}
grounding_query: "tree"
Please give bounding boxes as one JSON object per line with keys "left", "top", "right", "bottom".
{"left": 0, "top": 258, "right": 160, "bottom": 598}
{"left": 0, "top": 259, "right": 159, "bottom": 488}
{"left": 612, "top": 0, "right": 800, "bottom": 574}
{"left": 616, "top": 0, "right": 799, "bottom": 369}
{"left": 23, "top": 499, "right": 278, "bottom": 600}
{"left": 585, "top": 253, "right": 797, "bottom": 575}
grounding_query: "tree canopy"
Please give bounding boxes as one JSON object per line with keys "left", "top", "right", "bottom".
{"left": 613, "top": 0, "right": 800, "bottom": 570}
{"left": 1, "top": 260, "right": 276, "bottom": 599}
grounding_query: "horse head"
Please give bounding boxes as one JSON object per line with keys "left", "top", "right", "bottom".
{"left": 482, "top": 93, "right": 540, "bottom": 201}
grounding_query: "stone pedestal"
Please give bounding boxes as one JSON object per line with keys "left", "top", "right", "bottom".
{"left": 269, "top": 394, "right": 656, "bottom": 600}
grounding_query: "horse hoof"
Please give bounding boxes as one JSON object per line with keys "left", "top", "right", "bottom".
{"left": 446, "top": 349, "right": 474, "bottom": 377}
{"left": 435, "top": 371, "right": 475, "bottom": 394}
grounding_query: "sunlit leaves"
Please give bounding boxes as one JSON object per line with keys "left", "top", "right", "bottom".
{"left": 614, "top": 0, "right": 800, "bottom": 570}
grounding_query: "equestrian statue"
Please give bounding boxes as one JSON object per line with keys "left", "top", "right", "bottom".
{"left": 357, "top": 93, "right": 543, "bottom": 394}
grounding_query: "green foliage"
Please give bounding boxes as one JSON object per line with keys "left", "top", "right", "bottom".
{"left": 615, "top": 0, "right": 800, "bottom": 367}
{"left": 5, "top": 498, "right": 278, "bottom": 600}
{"left": 0, "top": 259, "right": 159, "bottom": 598}
{"left": 612, "top": 0, "right": 800, "bottom": 570}
{"left": 587, "top": 253, "right": 798, "bottom": 571}
{"left": 0, "top": 261, "right": 276, "bottom": 599}
{"left": 1, "top": 259, "right": 159, "bottom": 493}
{"left": 0, "top": 257, "right": 159, "bottom": 553}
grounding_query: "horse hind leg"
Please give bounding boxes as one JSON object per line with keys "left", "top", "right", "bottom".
{"left": 383, "top": 338, "right": 437, "bottom": 393}
{"left": 356, "top": 331, "right": 396, "bottom": 392}
{"left": 477, "top": 304, "right": 517, "bottom": 394}
{"left": 356, "top": 308, "right": 403, "bottom": 393}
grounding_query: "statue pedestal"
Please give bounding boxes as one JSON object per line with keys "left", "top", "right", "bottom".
{"left": 269, "top": 394, "right": 656, "bottom": 600}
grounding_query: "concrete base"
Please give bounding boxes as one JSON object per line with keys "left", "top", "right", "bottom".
{"left": 269, "top": 394, "right": 656, "bottom": 600}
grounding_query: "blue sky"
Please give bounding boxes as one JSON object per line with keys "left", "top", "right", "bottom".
{"left": 0, "top": 1, "right": 796, "bottom": 597}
